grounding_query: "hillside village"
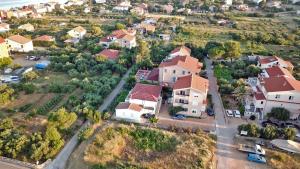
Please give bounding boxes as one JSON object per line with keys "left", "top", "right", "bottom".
{"left": 0, "top": 0, "right": 300, "bottom": 169}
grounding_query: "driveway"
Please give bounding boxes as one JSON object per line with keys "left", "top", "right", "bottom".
{"left": 157, "top": 103, "right": 215, "bottom": 132}
{"left": 205, "top": 58, "right": 270, "bottom": 169}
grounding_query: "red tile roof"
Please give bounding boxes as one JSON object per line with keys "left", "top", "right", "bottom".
{"left": 116, "top": 102, "right": 143, "bottom": 112}
{"left": 173, "top": 74, "right": 209, "bottom": 93}
{"left": 100, "top": 36, "right": 113, "bottom": 43}
{"left": 147, "top": 68, "right": 159, "bottom": 81}
{"left": 265, "top": 66, "right": 294, "bottom": 79}
{"left": 261, "top": 76, "right": 300, "bottom": 92}
{"left": 258, "top": 56, "right": 278, "bottom": 64}
{"left": 129, "top": 83, "right": 162, "bottom": 102}
{"left": 98, "top": 49, "right": 120, "bottom": 60}
{"left": 159, "top": 55, "right": 202, "bottom": 73}
{"left": 170, "top": 46, "right": 191, "bottom": 56}
{"left": 7, "top": 35, "right": 31, "bottom": 44}
{"left": 254, "top": 92, "right": 266, "bottom": 100}
{"left": 34, "top": 35, "right": 54, "bottom": 42}
{"left": 0, "top": 37, "right": 5, "bottom": 43}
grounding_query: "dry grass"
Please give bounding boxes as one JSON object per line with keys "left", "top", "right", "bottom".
{"left": 266, "top": 149, "right": 300, "bottom": 169}
{"left": 84, "top": 124, "right": 215, "bottom": 169}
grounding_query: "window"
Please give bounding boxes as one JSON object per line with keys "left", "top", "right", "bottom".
{"left": 261, "top": 101, "right": 264, "bottom": 104}
{"left": 192, "top": 109, "right": 197, "bottom": 114}
{"left": 179, "top": 99, "right": 184, "bottom": 103}
{"left": 275, "top": 95, "right": 280, "bottom": 99}
{"left": 173, "top": 70, "right": 176, "bottom": 74}
{"left": 289, "top": 96, "right": 294, "bottom": 100}
{"left": 194, "top": 94, "right": 199, "bottom": 98}
{"left": 180, "top": 91, "right": 185, "bottom": 95}
{"left": 182, "top": 71, "right": 185, "bottom": 75}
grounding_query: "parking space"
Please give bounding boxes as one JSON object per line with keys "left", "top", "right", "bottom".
{"left": 12, "top": 54, "right": 49, "bottom": 67}
{"left": 157, "top": 103, "right": 215, "bottom": 132}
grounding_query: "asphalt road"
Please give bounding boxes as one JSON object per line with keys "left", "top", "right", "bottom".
{"left": 205, "top": 58, "right": 270, "bottom": 169}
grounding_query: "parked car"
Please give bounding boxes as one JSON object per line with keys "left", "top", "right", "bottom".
{"left": 26, "top": 56, "right": 40, "bottom": 61}
{"left": 172, "top": 114, "right": 186, "bottom": 120}
{"left": 142, "top": 113, "right": 155, "bottom": 119}
{"left": 233, "top": 110, "right": 241, "bottom": 118}
{"left": 207, "top": 108, "right": 215, "bottom": 116}
{"left": 247, "top": 153, "right": 266, "bottom": 164}
{"left": 226, "top": 110, "right": 233, "bottom": 117}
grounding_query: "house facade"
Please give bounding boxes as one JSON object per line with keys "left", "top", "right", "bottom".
{"left": 99, "top": 29, "right": 137, "bottom": 49}
{"left": 257, "top": 56, "right": 294, "bottom": 71}
{"left": 0, "top": 37, "right": 9, "bottom": 59}
{"left": 172, "top": 74, "right": 209, "bottom": 117}
{"left": 0, "top": 23, "right": 10, "bottom": 33}
{"left": 245, "top": 66, "right": 300, "bottom": 120}
{"left": 68, "top": 26, "right": 86, "bottom": 39}
{"left": 169, "top": 46, "right": 191, "bottom": 59}
{"left": 159, "top": 55, "right": 202, "bottom": 86}
{"left": 6, "top": 35, "right": 33, "bottom": 52}
{"left": 115, "top": 102, "right": 145, "bottom": 123}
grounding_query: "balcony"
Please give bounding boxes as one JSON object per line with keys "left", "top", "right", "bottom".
{"left": 174, "top": 99, "right": 189, "bottom": 104}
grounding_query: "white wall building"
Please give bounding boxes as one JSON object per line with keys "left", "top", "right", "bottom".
{"left": 68, "top": 26, "right": 86, "bottom": 39}
{"left": 6, "top": 35, "right": 33, "bottom": 52}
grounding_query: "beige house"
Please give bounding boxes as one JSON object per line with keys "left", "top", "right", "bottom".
{"left": 169, "top": 46, "right": 191, "bottom": 59}
{"left": 68, "top": 26, "right": 86, "bottom": 39}
{"left": 6, "top": 35, "right": 33, "bottom": 52}
{"left": 172, "top": 74, "right": 209, "bottom": 117}
{"left": 257, "top": 56, "right": 294, "bottom": 71}
{"left": 99, "top": 29, "right": 137, "bottom": 49}
{"left": 159, "top": 55, "right": 202, "bottom": 86}
{"left": 245, "top": 66, "right": 300, "bottom": 120}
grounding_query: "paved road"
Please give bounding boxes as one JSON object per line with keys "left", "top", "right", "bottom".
{"left": 48, "top": 68, "right": 132, "bottom": 169}
{"left": 205, "top": 59, "right": 269, "bottom": 169}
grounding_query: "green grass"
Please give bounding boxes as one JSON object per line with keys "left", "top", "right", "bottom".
{"left": 214, "top": 64, "right": 233, "bottom": 81}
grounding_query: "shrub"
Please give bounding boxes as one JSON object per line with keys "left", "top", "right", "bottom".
{"left": 267, "top": 107, "right": 290, "bottom": 121}
{"left": 130, "top": 128, "right": 178, "bottom": 152}
{"left": 283, "top": 127, "right": 297, "bottom": 140}
{"left": 238, "top": 123, "right": 260, "bottom": 137}
{"left": 22, "top": 83, "right": 35, "bottom": 94}
{"left": 168, "top": 106, "right": 185, "bottom": 116}
{"left": 260, "top": 125, "right": 279, "bottom": 139}
{"left": 35, "top": 95, "right": 63, "bottom": 115}
{"left": 19, "top": 103, "right": 33, "bottom": 112}
{"left": 78, "top": 127, "right": 94, "bottom": 141}
{"left": 23, "top": 71, "right": 39, "bottom": 81}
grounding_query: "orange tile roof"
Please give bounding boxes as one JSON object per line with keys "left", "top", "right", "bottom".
{"left": 170, "top": 46, "right": 191, "bottom": 55}
{"left": 7, "top": 35, "right": 31, "bottom": 44}
{"left": 73, "top": 26, "right": 86, "bottom": 33}
{"left": 254, "top": 92, "right": 266, "bottom": 100}
{"left": 98, "top": 49, "right": 120, "bottom": 60}
{"left": 173, "top": 74, "right": 209, "bottom": 93}
{"left": 0, "top": 37, "right": 5, "bottom": 44}
{"left": 116, "top": 102, "right": 143, "bottom": 112}
{"left": 265, "top": 66, "right": 294, "bottom": 79}
{"left": 159, "top": 55, "right": 202, "bottom": 73}
{"left": 34, "top": 35, "right": 54, "bottom": 42}
{"left": 261, "top": 76, "right": 300, "bottom": 92}
{"left": 129, "top": 83, "right": 162, "bottom": 102}
{"left": 121, "top": 34, "right": 135, "bottom": 41}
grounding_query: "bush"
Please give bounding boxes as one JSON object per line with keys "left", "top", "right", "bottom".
{"left": 267, "top": 107, "right": 290, "bottom": 121}
{"left": 35, "top": 95, "right": 63, "bottom": 115}
{"left": 78, "top": 127, "right": 94, "bottom": 141}
{"left": 19, "top": 103, "right": 33, "bottom": 112}
{"left": 22, "top": 83, "right": 35, "bottom": 94}
{"left": 260, "top": 125, "right": 279, "bottom": 139}
{"left": 130, "top": 127, "right": 178, "bottom": 152}
{"left": 168, "top": 106, "right": 185, "bottom": 116}
{"left": 283, "top": 128, "right": 297, "bottom": 140}
{"left": 238, "top": 123, "right": 260, "bottom": 137}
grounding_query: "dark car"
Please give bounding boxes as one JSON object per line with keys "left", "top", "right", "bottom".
{"left": 142, "top": 113, "right": 155, "bottom": 119}
{"left": 172, "top": 114, "right": 186, "bottom": 120}
{"left": 207, "top": 108, "right": 215, "bottom": 116}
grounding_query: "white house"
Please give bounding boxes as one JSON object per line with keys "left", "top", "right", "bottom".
{"left": 99, "top": 29, "right": 137, "bottom": 49}
{"left": 68, "top": 26, "right": 86, "bottom": 39}
{"left": 115, "top": 83, "right": 162, "bottom": 123}
{"left": 95, "top": 0, "right": 106, "bottom": 3}
{"left": 6, "top": 35, "right": 33, "bottom": 52}
{"left": 18, "top": 23, "right": 35, "bottom": 32}
{"left": 257, "top": 56, "right": 294, "bottom": 71}
{"left": 0, "top": 23, "right": 10, "bottom": 33}
{"left": 115, "top": 102, "right": 145, "bottom": 123}
{"left": 113, "top": 0, "right": 132, "bottom": 11}
{"left": 245, "top": 66, "right": 300, "bottom": 120}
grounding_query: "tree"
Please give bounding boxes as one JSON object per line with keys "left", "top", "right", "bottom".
{"left": 115, "top": 23, "right": 126, "bottom": 30}
{"left": 95, "top": 54, "right": 108, "bottom": 62}
{"left": 0, "top": 118, "right": 13, "bottom": 129}
{"left": 78, "top": 127, "right": 94, "bottom": 141}
{"left": 23, "top": 71, "right": 39, "bottom": 81}
{"left": 238, "top": 123, "right": 260, "bottom": 137}
{"left": 267, "top": 107, "right": 290, "bottom": 121}
{"left": 44, "top": 126, "right": 64, "bottom": 158}
{"left": 91, "top": 26, "right": 103, "bottom": 36}
{"left": 260, "top": 125, "right": 278, "bottom": 139}
{"left": 223, "top": 41, "right": 242, "bottom": 62}
{"left": 0, "top": 84, "right": 14, "bottom": 104}
{"left": 0, "top": 57, "right": 12, "bottom": 69}
{"left": 208, "top": 47, "right": 225, "bottom": 59}
{"left": 48, "top": 108, "right": 78, "bottom": 130}
{"left": 283, "top": 127, "right": 297, "bottom": 140}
